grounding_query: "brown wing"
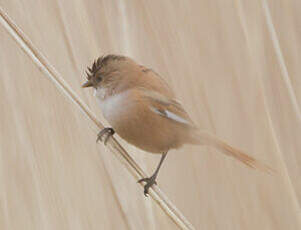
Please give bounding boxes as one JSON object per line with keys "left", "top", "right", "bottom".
{"left": 135, "top": 87, "right": 197, "bottom": 129}
{"left": 138, "top": 66, "right": 175, "bottom": 98}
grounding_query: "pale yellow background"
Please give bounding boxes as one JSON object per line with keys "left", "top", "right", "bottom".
{"left": 0, "top": 0, "right": 300, "bottom": 229}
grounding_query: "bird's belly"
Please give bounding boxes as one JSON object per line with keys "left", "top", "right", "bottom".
{"left": 95, "top": 90, "right": 183, "bottom": 153}
{"left": 110, "top": 106, "right": 182, "bottom": 153}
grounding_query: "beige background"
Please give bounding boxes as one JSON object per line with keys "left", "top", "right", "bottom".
{"left": 0, "top": 0, "right": 301, "bottom": 229}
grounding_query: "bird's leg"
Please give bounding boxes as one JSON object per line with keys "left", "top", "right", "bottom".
{"left": 138, "top": 152, "right": 168, "bottom": 196}
{"left": 96, "top": 127, "right": 115, "bottom": 145}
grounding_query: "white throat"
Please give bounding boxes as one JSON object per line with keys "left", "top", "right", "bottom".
{"left": 94, "top": 87, "right": 127, "bottom": 120}
{"left": 94, "top": 87, "right": 106, "bottom": 100}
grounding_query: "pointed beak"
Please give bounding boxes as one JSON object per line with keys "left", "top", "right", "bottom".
{"left": 82, "top": 80, "right": 93, "bottom": 88}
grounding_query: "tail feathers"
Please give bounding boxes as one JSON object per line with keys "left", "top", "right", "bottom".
{"left": 193, "top": 130, "right": 274, "bottom": 174}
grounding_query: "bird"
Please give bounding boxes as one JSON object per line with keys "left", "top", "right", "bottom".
{"left": 82, "top": 54, "right": 272, "bottom": 196}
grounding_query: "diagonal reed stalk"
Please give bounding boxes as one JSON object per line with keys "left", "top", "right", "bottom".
{"left": 262, "top": 0, "right": 301, "bottom": 120}
{"left": 0, "top": 7, "right": 195, "bottom": 230}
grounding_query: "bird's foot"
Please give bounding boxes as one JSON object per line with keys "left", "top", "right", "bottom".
{"left": 96, "top": 128, "right": 115, "bottom": 145}
{"left": 138, "top": 175, "right": 157, "bottom": 197}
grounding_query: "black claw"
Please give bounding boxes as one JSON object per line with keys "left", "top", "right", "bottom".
{"left": 138, "top": 175, "right": 157, "bottom": 196}
{"left": 144, "top": 188, "right": 149, "bottom": 197}
{"left": 97, "top": 128, "right": 115, "bottom": 144}
{"left": 137, "top": 178, "right": 146, "bottom": 183}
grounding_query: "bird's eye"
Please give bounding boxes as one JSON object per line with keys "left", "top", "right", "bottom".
{"left": 96, "top": 77, "right": 102, "bottom": 83}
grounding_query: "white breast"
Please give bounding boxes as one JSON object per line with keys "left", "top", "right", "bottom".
{"left": 94, "top": 88, "right": 128, "bottom": 119}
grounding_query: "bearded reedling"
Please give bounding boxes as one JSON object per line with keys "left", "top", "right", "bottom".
{"left": 82, "top": 55, "right": 273, "bottom": 196}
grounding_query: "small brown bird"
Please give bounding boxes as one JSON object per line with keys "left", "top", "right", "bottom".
{"left": 82, "top": 54, "right": 271, "bottom": 196}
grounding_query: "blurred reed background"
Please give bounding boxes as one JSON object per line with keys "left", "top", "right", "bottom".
{"left": 0, "top": 0, "right": 300, "bottom": 229}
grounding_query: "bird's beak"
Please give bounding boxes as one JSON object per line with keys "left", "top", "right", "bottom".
{"left": 82, "top": 80, "right": 93, "bottom": 88}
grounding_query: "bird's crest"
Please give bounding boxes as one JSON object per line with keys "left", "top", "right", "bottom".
{"left": 86, "top": 55, "right": 126, "bottom": 80}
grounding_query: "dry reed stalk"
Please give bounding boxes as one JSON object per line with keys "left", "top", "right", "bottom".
{"left": 262, "top": 0, "right": 301, "bottom": 120}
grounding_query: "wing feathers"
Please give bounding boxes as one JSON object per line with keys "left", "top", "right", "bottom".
{"left": 149, "top": 106, "right": 192, "bottom": 125}
{"left": 135, "top": 87, "right": 196, "bottom": 128}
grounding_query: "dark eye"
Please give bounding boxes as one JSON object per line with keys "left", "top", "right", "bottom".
{"left": 96, "top": 77, "right": 102, "bottom": 83}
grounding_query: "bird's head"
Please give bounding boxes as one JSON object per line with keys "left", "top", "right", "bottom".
{"left": 82, "top": 54, "right": 128, "bottom": 89}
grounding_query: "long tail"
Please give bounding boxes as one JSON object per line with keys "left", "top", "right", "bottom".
{"left": 192, "top": 130, "right": 274, "bottom": 174}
